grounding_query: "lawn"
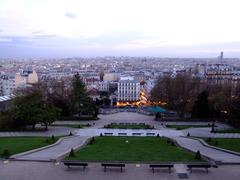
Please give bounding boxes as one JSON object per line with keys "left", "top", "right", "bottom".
{"left": 0, "top": 136, "right": 58, "bottom": 158}
{"left": 205, "top": 138, "right": 240, "bottom": 153}
{"left": 51, "top": 124, "right": 91, "bottom": 129}
{"left": 66, "top": 137, "right": 202, "bottom": 162}
{"left": 104, "top": 123, "right": 154, "bottom": 129}
{"left": 214, "top": 129, "right": 240, "bottom": 133}
{"left": 166, "top": 124, "right": 211, "bottom": 130}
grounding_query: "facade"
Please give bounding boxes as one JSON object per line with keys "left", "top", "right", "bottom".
{"left": 117, "top": 79, "right": 140, "bottom": 102}
{"left": 99, "top": 81, "right": 109, "bottom": 92}
{"left": 103, "top": 73, "right": 119, "bottom": 82}
{"left": 0, "top": 73, "right": 25, "bottom": 96}
{"left": 0, "top": 70, "right": 38, "bottom": 96}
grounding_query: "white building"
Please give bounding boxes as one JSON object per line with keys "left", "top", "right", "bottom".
{"left": 0, "top": 73, "right": 25, "bottom": 96}
{"left": 117, "top": 78, "right": 140, "bottom": 102}
{"left": 0, "top": 70, "right": 39, "bottom": 96}
{"left": 99, "top": 81, "right": 109, "bottom": 92}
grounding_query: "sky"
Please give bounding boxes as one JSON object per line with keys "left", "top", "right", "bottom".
{"left": 0, "top": 0, "right": 240, "bottom": 58}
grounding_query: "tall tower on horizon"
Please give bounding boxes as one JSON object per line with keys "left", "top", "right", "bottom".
{"left": 219, "top": 51, "right": 224, "bottom": 63}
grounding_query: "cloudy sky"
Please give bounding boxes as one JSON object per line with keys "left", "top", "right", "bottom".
{"left": 0, "top": 0, "right": 240, "bottom": 58}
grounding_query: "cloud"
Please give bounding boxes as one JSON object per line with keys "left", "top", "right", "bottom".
{"left": 65, "top": 12, "right": 78, "bottom": 19}
{"left": 0, "top": 37, "right": 12, "bottom": 42}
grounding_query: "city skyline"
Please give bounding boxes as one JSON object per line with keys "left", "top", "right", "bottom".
{"left": 1, "top": 0, "right": 240, "bottom": 58}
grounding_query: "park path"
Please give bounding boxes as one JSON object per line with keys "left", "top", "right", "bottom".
{"left": 0, "top": 126, "right": 77, "bottom": 137}
{"left": 174, "top": 137, "right": 240, "bottom": 163}
{"left": 182, "top": 128, "right": 240, "bottom": 138}
{"left": 2, "top": 112, "right": 240, "bottom": 163}
{"left": 11, "top": 136, "right": 90, "bottom": 162}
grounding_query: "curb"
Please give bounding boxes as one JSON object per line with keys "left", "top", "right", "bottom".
{"left": 56, "top": 137, "right": 91, "bottom": 162}
{"left": 172, "top": 138, "right": 213, "bottom": 164}
{"left": 191, "top": 137, "right": 240, "bottom": 157}
{"left": 183, "top": 137, "right": 240, "bottom": 165}
{"left": 10, "top": 135, "right": 79, "bottom": 160}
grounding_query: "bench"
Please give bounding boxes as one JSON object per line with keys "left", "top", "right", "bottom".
{"left": 118, "top": 133, "right": 127, "bottom": 136}
{"left": 101, "top": 163, "right": 125, "bottom": 172}
{"left": 104, "top": 133, "right": 113, "bottom": 136}
{"left": 149, "top": 164, "right": 174, "bottom": 173}
{"left": 132, "top": 133, "right": 142, "bottom": 136}
{"left": 146, "top": 133, "right": 155, "bottom": 136}
{"left": 63, "top": 161, "right": 88, "bottom": 170}
{"left": 187, "top": 164, "right": 211, "bottom": 173}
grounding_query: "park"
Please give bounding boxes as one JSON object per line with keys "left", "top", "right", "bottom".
{"left": 1, "top": 111, "right": 240, "bottom": 180}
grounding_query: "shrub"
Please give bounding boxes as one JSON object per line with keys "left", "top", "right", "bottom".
{"left": 211, "top": 124, "right": 215, "bottom": 133}
{"left": 195, "top": 150, "right": 202, "bottom": 160}
{"left": 89, "top": 137, "right": 95, "bottom": 145}
{"left": 69, "top": 148, "right": 75, "bottom": 157}
{"left": 207, "top": 137, "right": 212, "bottom": 142}
{"left": 2, "top": 149, "right": 10, "bottom": 158}
{"left": 51, "top": 135, "right": 55, "bottom": 141}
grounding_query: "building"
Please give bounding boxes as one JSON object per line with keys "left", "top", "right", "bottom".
{"left": 21, "top": 70, "right": 39, "bottom": 84}
{"left": 0, "top": 70, "right": 39, "bottom": 96}
{"left": 103, "top": 73, "right": 119, "bottom": 82}
{"left": 99, "top": 81, "right": 109, "bottom": 92}
{"left": 0, "top": 94, "right": 15, "bottom": 111}
{"left": 0, "top": 73, "right": 25, "bottom": 96}
{"left": 117, "top": 77, "right": 140, "bottom": 102}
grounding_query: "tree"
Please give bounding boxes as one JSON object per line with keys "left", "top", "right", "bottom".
{"left": 41, "top": 103, "right": 60, "bottom": 130}
{"left": 70, "top": 73, "right": 88, "bottom": 117}
{"left": 13, "top": 91, "right": 45, "bottom": 129}
{"left": 70, "top": 73, "right": 97, "bottom": 117}
{"left": 228, "top": 96, "right": 240, "bottom": 127}
{"left": 191, "top": 91, "right": 210, "bottom": 118}
{"left": 155, "top": 112, "right": 162, "bottom": 121}
{"left": 4, "top": 90, "right": 59, "bottom": 130}
{"left": 151, "top": 74, "right": 201, "bottom": 118}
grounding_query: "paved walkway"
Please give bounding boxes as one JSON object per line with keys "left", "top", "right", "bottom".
{"left": 175, "top": 137, "right": 240, "bottom": 163}
{"left": 182, "top": 127, "right": 240, "bottom": 138}
{"left": 1, "top": 161, "right": 240, "bottom": 180}
{"left": 1, "top": 112, "right": 240, "bottom": 163}
{"left": 0, "top": 126, "right": 77, "bottom": 137}
{"left": 11, "top": 136, "right": 89, "bottom": 161}
{"left": 76, "top": 128, "right": 184, "bottom": 137}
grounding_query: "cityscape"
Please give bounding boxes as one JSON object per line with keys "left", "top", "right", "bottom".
{"left": 1, "top": 0, "right": 240, "bottom": 180}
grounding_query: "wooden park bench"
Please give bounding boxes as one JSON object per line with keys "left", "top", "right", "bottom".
{"left": 104, "top": 133, "right": 113, "bottom": 136}
{"left": 146, "top": 133, "right": 155, "bottom": 136}
{"left": 62, "top": 161, "right": 88, "bottom": 170}
{"left": 149, "top": 164, "right": 174, "bottom": 173}
{"left": 187, "top": 164, "right": 211, "bottom": 173}
{"left": 101, "top": 163, "right": 125, "bottom": 172}
{"left": 132, "top": 133, "right": 142, "bottom": 136}
{"left": 118, "top": 133, "right": 127, "bottom": 136}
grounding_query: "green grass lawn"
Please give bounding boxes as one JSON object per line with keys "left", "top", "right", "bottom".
{"left": 205, "top": 138, "right": 240, "bottom": 153}
{"left": 0, "top": 136, "right": 58, "bottom": 158}
{"left": 104, "top": 123, "right": 154, "bottom": 129}
{"left": 166, "top": 124, "right": 211, "bottom": 130}
{"left": 51, "top": 124, "right": 91, "bottom": 129}
{"left": 214, "top": 129, "right": 240, "bottom": 133}
{"left": 66, "top": 137, "right": 202, "bottom": 162}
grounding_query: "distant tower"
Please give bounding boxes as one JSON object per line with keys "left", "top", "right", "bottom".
{"left": 219, "top": 51, "right": 224, "bottom": 62}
